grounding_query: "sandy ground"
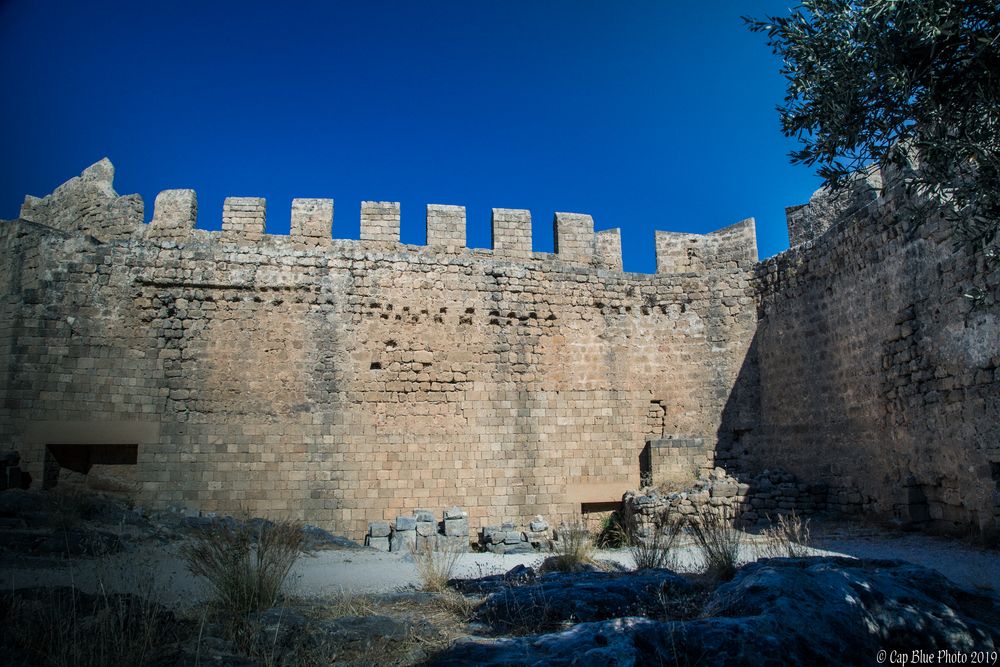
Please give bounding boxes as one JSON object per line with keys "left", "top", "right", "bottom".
{"left": 1, "top": 522, "right": 995, "bottom": 609}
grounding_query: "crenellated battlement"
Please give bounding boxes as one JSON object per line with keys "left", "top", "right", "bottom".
{"left": 5, "top": 158, "right": 994, "bottom": 539}
{"left": 11, "top": 159, "right": 760, "bottom": 276}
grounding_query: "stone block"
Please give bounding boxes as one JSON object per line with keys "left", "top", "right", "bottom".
{"left": 504, "top": 542, "right": 535, "bottom": 555}
{"left": 426, "top": 204, "right": 466, "bottom": 247}
{"left": 443, "top": 507, "right": 466, "bottom": 520}
{"left": 595, "top": 228, "right": 622, "bottom": 270}
{"left": 491, "top": 208, "right": 532, "bottom": 256}
{"left": 711, "top": 482, "right": 739, "bottom": 499}
{"left": 444, "top": 517, "right": 469, "bottom": 537}
{"left": 150, "top": 189, "right": 197, "bottom": 239}
{"left": 360, "top": 201, "right": 400, "bottom": 242}
{"left": 438, "top": 535, "right": 468, "bottom": 552}
{"left": 482, "top": 525, "right": 500, "bottom": 543}
{"left": 529, "top": 515, "right": 549, "bottom": 532}
{"left": 415, "top": 521, "right": 436, "bottom": 536}
{"left": 414, "top": 509, "right": 435, "bottom": 523}
{"left": 553, "top": 212, "right": 595, "bottom": 264}
{"left": 368, "top": 521, "right": 391, "bottom": 538}
{"left": 390, "top": 529, "right": 416, "bottom": 553}
{"left": 503, "top": 530, "right": 524, "bottom": 545}
{"left": 366, "top": 536, "right": 389, "bottom": 552}
{"left": 395, "top": 516, "right": 416, "bottom": 531}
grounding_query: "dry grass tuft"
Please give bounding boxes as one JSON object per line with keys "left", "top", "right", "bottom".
{"left": 412, "top": 539, "right": 465, "bottom": 592}
{"left": 685, "top": 507, "right": 745, "bottom": 581}
{"left": 758, "top": 511, "right": 812, "bottom": 559}
{"left": 620, "top": 502, "right": 682, "bottom": 570}
{"left": 2, "top": 585, "right": 174, "bottom": 667}
{"left": 182, "top": 516, "right": 304, "bottom": 617}
{"left": 548, "top": 519, "right": 595, "bottom": 572}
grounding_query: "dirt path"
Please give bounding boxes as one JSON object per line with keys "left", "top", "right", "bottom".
{"left": 2, "top": 522, "right": 995, "bottom": 608}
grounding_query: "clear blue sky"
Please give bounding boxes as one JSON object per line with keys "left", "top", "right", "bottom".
{"left": 0, "top": 1, "right": 819, "bottom": 272}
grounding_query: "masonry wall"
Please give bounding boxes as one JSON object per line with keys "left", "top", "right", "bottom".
{"left": 750, "top": 172, "right": 1000, "bottom": 535}
{"left": 0, "top": 161, "right": 758, "bottom": 538}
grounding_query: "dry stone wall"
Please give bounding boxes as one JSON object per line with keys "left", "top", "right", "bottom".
{"left": 0, "top": 160, "right": 758, "bottom": 538}
{"left": 751, "top": 168, "right": 1000, "bottom": 535}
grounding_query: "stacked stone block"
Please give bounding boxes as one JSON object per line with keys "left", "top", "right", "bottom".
{"left": 426, "top": 204, "right": 466, "bottom": 248}
{"left": 366, "top": 520, "right": 391, "bottom": 551}
{"left": 148, "top": 189, "right": 197, "bottom": 241}
{"left": 366, "top": 507, "right": 471, "bottom": 552}
{"left": 648, "top": 437, "right": 715, "bottom": 487}
{"left": 222, "top": 197, "right": 266, "bottom": 241}
{"left": 17, "top": 158, "right": 143, "bottom": 241}
{"left": 595, "top": 228, "right": 623, "bottom": 270}
{"left": 491, "top": 208, "right": 532, "bottom": 258}
{"left": 481, "top": 515, "right": 552, "bottom": 554}
{"left": 391, "top": 515, "right": 417, "bottom": 552}
{"left": 360, "top": 201, "right": 400, "bottom": 242}
{"left": 623, "top": 467, "right": 835, "bottom": 532}
{"left": 553, "top": 212, "right": 595, "bottom": 264}
{"left": 785, "top": 167, "right": 882, "bottom": 246}
{"left": 655, "top": 219, "right": 757, "bottom": 274}
{"left": 290, "top": 198, "right": 333, "bottom": 245}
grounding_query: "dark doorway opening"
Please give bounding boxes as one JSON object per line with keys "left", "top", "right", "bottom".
{"left": 44, "top": 444, "right": 138, "bottom": 490}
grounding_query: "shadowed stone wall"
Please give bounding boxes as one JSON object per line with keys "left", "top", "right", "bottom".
{"left": 749, "top": 168, "right": 1000, "bottom": 535}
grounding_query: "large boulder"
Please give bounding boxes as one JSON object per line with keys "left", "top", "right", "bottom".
{"left": 429, "top": 557, "right": 1000, "bottom": 666}
{"left": 475, "top": 569, "right": 693, "bottom": 633}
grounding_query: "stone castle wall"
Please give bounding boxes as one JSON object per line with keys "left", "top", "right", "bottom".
{"left": 749, "top": 170, "right": 1000, "bottom": 534}
{"left": 0, "top": 160, "right": 758, "bottom": 537}
{"left": 3, "top": 158, "right": 996, "bottom": 538}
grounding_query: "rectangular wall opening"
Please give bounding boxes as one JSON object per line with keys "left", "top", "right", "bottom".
{"left": 44, "top": 443, "right": 138, "bottom": 492}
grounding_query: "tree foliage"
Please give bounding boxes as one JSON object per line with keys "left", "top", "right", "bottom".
{"left": 746, "top": 0, "right": 1000, "bottom": 249}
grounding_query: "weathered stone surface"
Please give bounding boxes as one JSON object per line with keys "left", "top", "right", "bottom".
{"left": 431, "top": 558, "right": 1000, "bottom": 666}
{"left": 368, "top": 520, "right": 391, "bottom": 538}
{"left": 444, "top": 517, "right": 469, "bottom": 537}
{"left": 475, "top": 568, "right": 692, "bottom": 633}
{"left": 395, "top": 516, "right": 416, "bottom": 531}
{"left": 366, "top": 535, "right": 389, "bottom": 551}
{"left": 443, "top": 507, "right": 466, "bottom": 520}
{"left": 390, "top": 529, "right": 415, "bottom": 553}
{"left": 529, "top": 515, "right": 549, "bottom": 532}
{"left": 301, "top": 524, "right": 364, "bottom": 550}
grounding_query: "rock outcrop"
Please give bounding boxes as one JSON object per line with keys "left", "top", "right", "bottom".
{"left": 428, "top": 558, "right": 1000, "bottom": 666}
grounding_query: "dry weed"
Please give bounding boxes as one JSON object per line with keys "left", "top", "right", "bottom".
{"left": 548, "top": 519, "right": 595, "bottom": 572}
{"left": 685, "top": 507, "right": 745, "bottom": 581}
{"left": 412, "top": 539, "right": 465, "bottom": 592}
{"left": 621, "top": 503, "right": 682, "bottom": 570}
{"left": 758, "top": 511, "right": 812, "bottom": 559}
{"left": 182, "top": 516, "right": 305, "bottom": 616}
